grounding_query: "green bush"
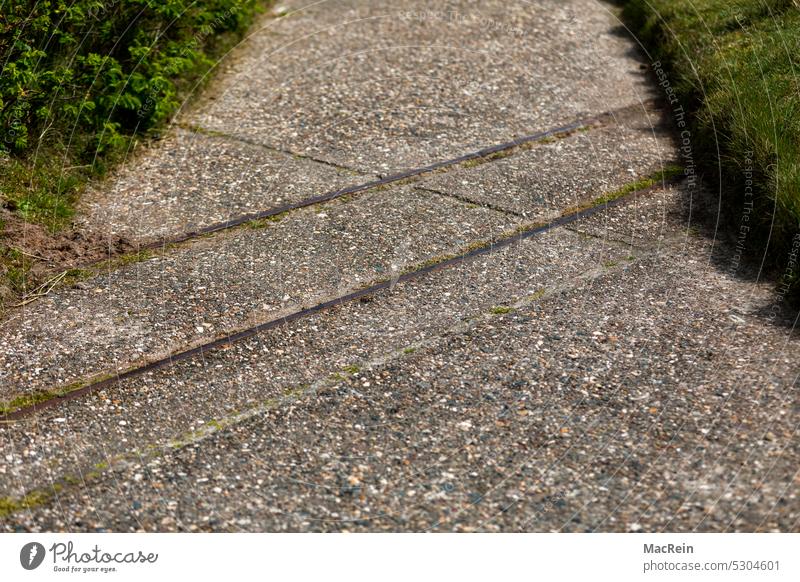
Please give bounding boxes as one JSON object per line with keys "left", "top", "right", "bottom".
{"left": 0, "top": 0, "right": 262, "bottom": 228}
{"left": 1, "top": 0, "right": 260, "bottom": 153}
{"left": 621, "top": 0, "right": 800, "bottom": 290}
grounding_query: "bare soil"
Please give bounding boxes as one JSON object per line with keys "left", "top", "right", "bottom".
{"left": 0, "top": 208, "right": 134, "bottom": 311}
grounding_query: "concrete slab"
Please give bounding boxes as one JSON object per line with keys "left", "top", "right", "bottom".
{"left": 0, "top": 188, "right": 518, "bottom": 404}
{"left": 190, "top": 0, "right": 657, "bottom": 173}
{"left": 80, "top": 129, "right": 369, "bottom": 242}
{"left": 4, "top": 187, "right": 798, "bottom": 532}
{"left": 419, "top": 105, "right": 677, "bottom": 218}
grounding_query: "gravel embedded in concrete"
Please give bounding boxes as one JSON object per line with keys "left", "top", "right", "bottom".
{"left": 191, "top": 0, "right": 656, "bottom": 173}
{"left": 4, "top": 187, "right": 798, "bottom": 532}
{"left": 80, "top": 129, "right": 370, "bottom": 242}
{"left": 420, "top": 105, "right": 676, "bottom": 218}
{"left": 0, "top": 188, "right": 518, "bottom": 403}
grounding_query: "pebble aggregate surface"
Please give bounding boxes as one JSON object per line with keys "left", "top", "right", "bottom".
{"left": 1, "top": 0, "right": 797, "bottom": 533}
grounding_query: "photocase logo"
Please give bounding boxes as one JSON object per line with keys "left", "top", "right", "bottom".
{"left": 16, "top": 540, "right": 158, "bottom": 574}
{"left": 20, "top": 542, "right": 46, "bottom": 570}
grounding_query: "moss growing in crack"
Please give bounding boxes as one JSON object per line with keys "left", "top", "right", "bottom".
{"left": 62, "top": 268, "right": 94, "bottom": 286}
{"left": 591, "top": 165, "right": 684, "bottom": 207}
{"left": 334, "top": 192, "right": 363, "bottom": 204}
{"left": 423, "top": 123, "right": 596, "bottom": 178}
{"left": 0, "top": 371, "right": 115, "bottom": 416}
{"left": 282, "top": 386, "right": 307, "bottom": 399}
{"left": 112, "top": 249, "right": 155, "bottom": 268}
{"left": 0, "top": 489, "right": 54, "bottom": 518}
{"left": 5, "top": 245, "right": 165, "bottom": 314}
{"left": 178, "top": 123, "right": 227, "bottom": 139}
{"left": 401, "top": 230, "right": 530, "bottom": 279}
{"left": 0, "top": 484, "right": 62, "bottom": 518}
{"left": 402, "top": 253, "right": 457, "bottom": 275}
{"left": 0, "top": 391, "right": 55, "bottom": 415}
{"left": 460, "top": 158, "right": 484, "bottom": 169}
{"left": 248, "top": 212, "right": 289, "bottom": 229}
{"left": 526, "top": 288, "right": 546, "bottom": 302}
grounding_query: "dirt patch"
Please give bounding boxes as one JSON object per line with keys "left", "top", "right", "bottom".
{"left": 0, "top": 209, "right": 134, "bottom": 312}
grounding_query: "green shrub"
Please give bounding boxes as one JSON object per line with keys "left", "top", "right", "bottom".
{"left": 0, "top": 0, "right": 263, "bottom": 228}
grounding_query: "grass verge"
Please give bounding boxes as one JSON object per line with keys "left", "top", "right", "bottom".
{"left": 620, "top": 0, "right": 800, "bottom": 294}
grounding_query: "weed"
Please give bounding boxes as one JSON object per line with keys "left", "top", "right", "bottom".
{"left": 527, "top": 288, "right": 546, "bottom": 302}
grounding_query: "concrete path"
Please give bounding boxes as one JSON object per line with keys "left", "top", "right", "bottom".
{"left": 1, "top": 0, "right": 797, "bottom": 532}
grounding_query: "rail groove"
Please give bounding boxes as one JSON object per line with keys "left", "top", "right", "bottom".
{"left": 9, "top": 102, "right": 663, "bottom": 314}
{"left": 136, "top": 101, "right": 659, "bottom": 249}
{"left": 2, "top": 173, "right": 680, "bottom": 422}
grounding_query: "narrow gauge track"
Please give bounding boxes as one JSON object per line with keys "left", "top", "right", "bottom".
{"left": 3, "top": 172, "right": 680, "bottom": 422}
{"left": 11, "top": 102, "right": 661, "bottom": 313}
